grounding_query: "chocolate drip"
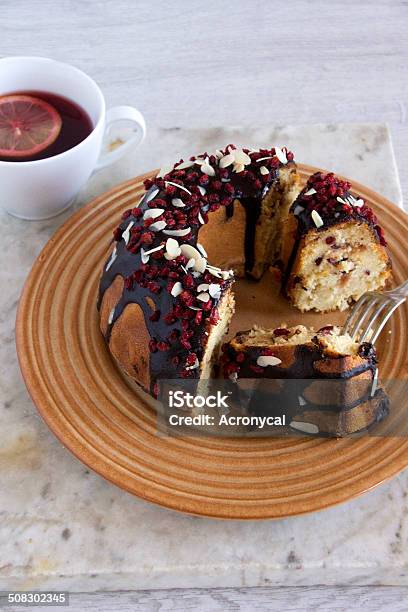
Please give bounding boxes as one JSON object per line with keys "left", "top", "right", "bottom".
{"left": 98, "top": 187, "right": 230, "bottom": 394}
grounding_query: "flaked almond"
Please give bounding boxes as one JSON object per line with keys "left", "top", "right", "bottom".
{"left": 108, "top": 307, "right": 115, "bottom": 325}
{"left": 172, "top": 198, "right": 185, "bottom": 208}
{"left": 233, "top": 163, "right": 245, "bottom": 173}
{"left": 197, "top": 292, "right": 210, "bottom": 302}
{"left": 311, "top": 210, "right": 324, "bottom": 228}
{"left": 143, "top": 208, "right": 165, "bottom": 220}
{"left": 207, "top": 268, "right": 222, "bottom": 278}
{"left": 290, "top": 421, "right": 319, "bottom": 434}
{"left": 165, "top": 181, "right": 192, "bottom": 195}
{"left": 197, "top": 243, "right": 208, "bottom": 257}
{"left": 166, "top": 238, "right": 181, "bottom": 258}
{"left": 145, "top": 187, "right": 160, "bottom": 203}
{"left": 201, "top": 163, "right": 215, "bottom": 176}
{"left": 141, "top": 248, "right": 149, "bottom": 264}
{"left": 144, "top": 244, "right": 165, "bottom": 256}
{"left": 198, "top": 186, "right": 206, "bottom": 196}
{"left": 209, "top": 283, "right": 221, "bottom": 299}
{"left": 150, "top": 220, "right": 167, "bottom": 231}
{"left": 197, "top": 283, "right": 209, "bottom": 292}
{"left": 122, "top": 221, "right": 134, "bottom": 245}
{"left": 256, "top": 355, "right": 282, "bottom": 367}
{"left": 304, "top": 188, "right": 317, "bottom": 196}
{"left": 274, "top": 147, "right": 287, "bottom": 164}
{"left": 176, "top": 160, "right": 195, "bottom": 170}
{"left": 180, "top": 244, "right": 207, "bottom": 273}
{"left": 106, "top": 246, "right": 117, "bottom": 271}
{"left": 219, "top": 153, "right": 235, "bottom": 168}
{"left": 233, "top": 149, "right": 251, "bottom": 165}
{"left": 171, "top": 282, "right": 183, "bottom": 297}
{"left": 259, "top": 165, "right": 269, "bottom": 176}
{"left": 163, "top": 227, "right": 191, "bottom": 237}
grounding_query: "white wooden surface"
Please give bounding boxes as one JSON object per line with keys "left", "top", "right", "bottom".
{"left": 2, "top": 0, "right": 408, "bottom": 609}
{"left": 3, "top": 587, "right": 408, "bottom": 612}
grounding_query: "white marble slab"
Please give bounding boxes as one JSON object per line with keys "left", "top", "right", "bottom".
{"left": 1, "top": 124, "right": 407, "bottom": 592}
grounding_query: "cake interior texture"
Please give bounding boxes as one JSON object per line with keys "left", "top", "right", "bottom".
{"left": 286, "top": 171, "right": 392, "bottom": 312}
{"left": 287, "top": 221, "right": 391, "bottom": 312}
{"left": 242, "top": 324, "right": 360, "bottom": 355}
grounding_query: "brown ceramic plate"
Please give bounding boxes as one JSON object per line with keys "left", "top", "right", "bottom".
{"left": 16, "top": 165, "right": 408, "bottom": 519}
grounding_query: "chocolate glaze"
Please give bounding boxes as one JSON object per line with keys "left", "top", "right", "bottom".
{"left": 222, "top": 334, "right": 377, "bottom": 381}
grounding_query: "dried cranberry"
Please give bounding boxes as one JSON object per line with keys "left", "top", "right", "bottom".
{"left": 131, "top": 207, "right": 143, "bottom": 218}
{"left": 180, "top": 291, "right": 194, "bottom": 307}
{"left": 141, "top": 232, "right": 154, "bottom": 245}
{"left": 195, "top": 311, "right": 203, "bottom": 325}
{"left": 148, "top": 281, "right": 161, "bottom": 294}
{"left": 208, "top": 307, "right": 219, "bottom": 325}
{"left": 186, "top": 353, "right": 198, "bottom": 366}
{"left": 180, "top": 337, "right": 192, "bottom": 350}
{"left": 149, "top": 339, "right": 158, "bottom": 352}
{"left": 167, "top": 329, "right": 179, "bottom": 343}
{"left": 157, "top": 341, "right": 170, "bottom": 351}
{"left": 164, "top": 312, "right": 177, "bottom": 325}
{"left": 149, "top": 310, "right": 160, "bottom": 322}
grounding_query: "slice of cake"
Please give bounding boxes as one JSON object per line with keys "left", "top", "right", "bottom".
{"left": 285, "top": 172, "right": 392, "bottom": 312}
{"left": 221, "top": 324, "right": 388, "bottom": 436}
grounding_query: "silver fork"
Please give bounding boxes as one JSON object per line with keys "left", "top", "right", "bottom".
{"left": 342, "top": 280, "right": 408, "bottom": 344}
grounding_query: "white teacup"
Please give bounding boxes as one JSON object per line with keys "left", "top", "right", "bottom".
{"left": 0, "top": 56, "right": 146, "bottom": 220}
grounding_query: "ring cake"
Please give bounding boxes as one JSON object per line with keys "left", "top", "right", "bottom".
{"left": 98, "top": 145, "right": 392, "bottom": 413}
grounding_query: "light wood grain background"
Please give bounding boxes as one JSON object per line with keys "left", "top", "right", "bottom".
{"left": 3, "top": 0, "right": 408, "bottom": 609}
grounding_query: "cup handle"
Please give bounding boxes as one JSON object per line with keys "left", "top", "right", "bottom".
{"left": 94, "top": 105, "right": 146, "bottom": 172}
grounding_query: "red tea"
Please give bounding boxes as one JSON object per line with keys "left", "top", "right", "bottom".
{"left": 0, "top": 91, "right": 93, "bottom": 162}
